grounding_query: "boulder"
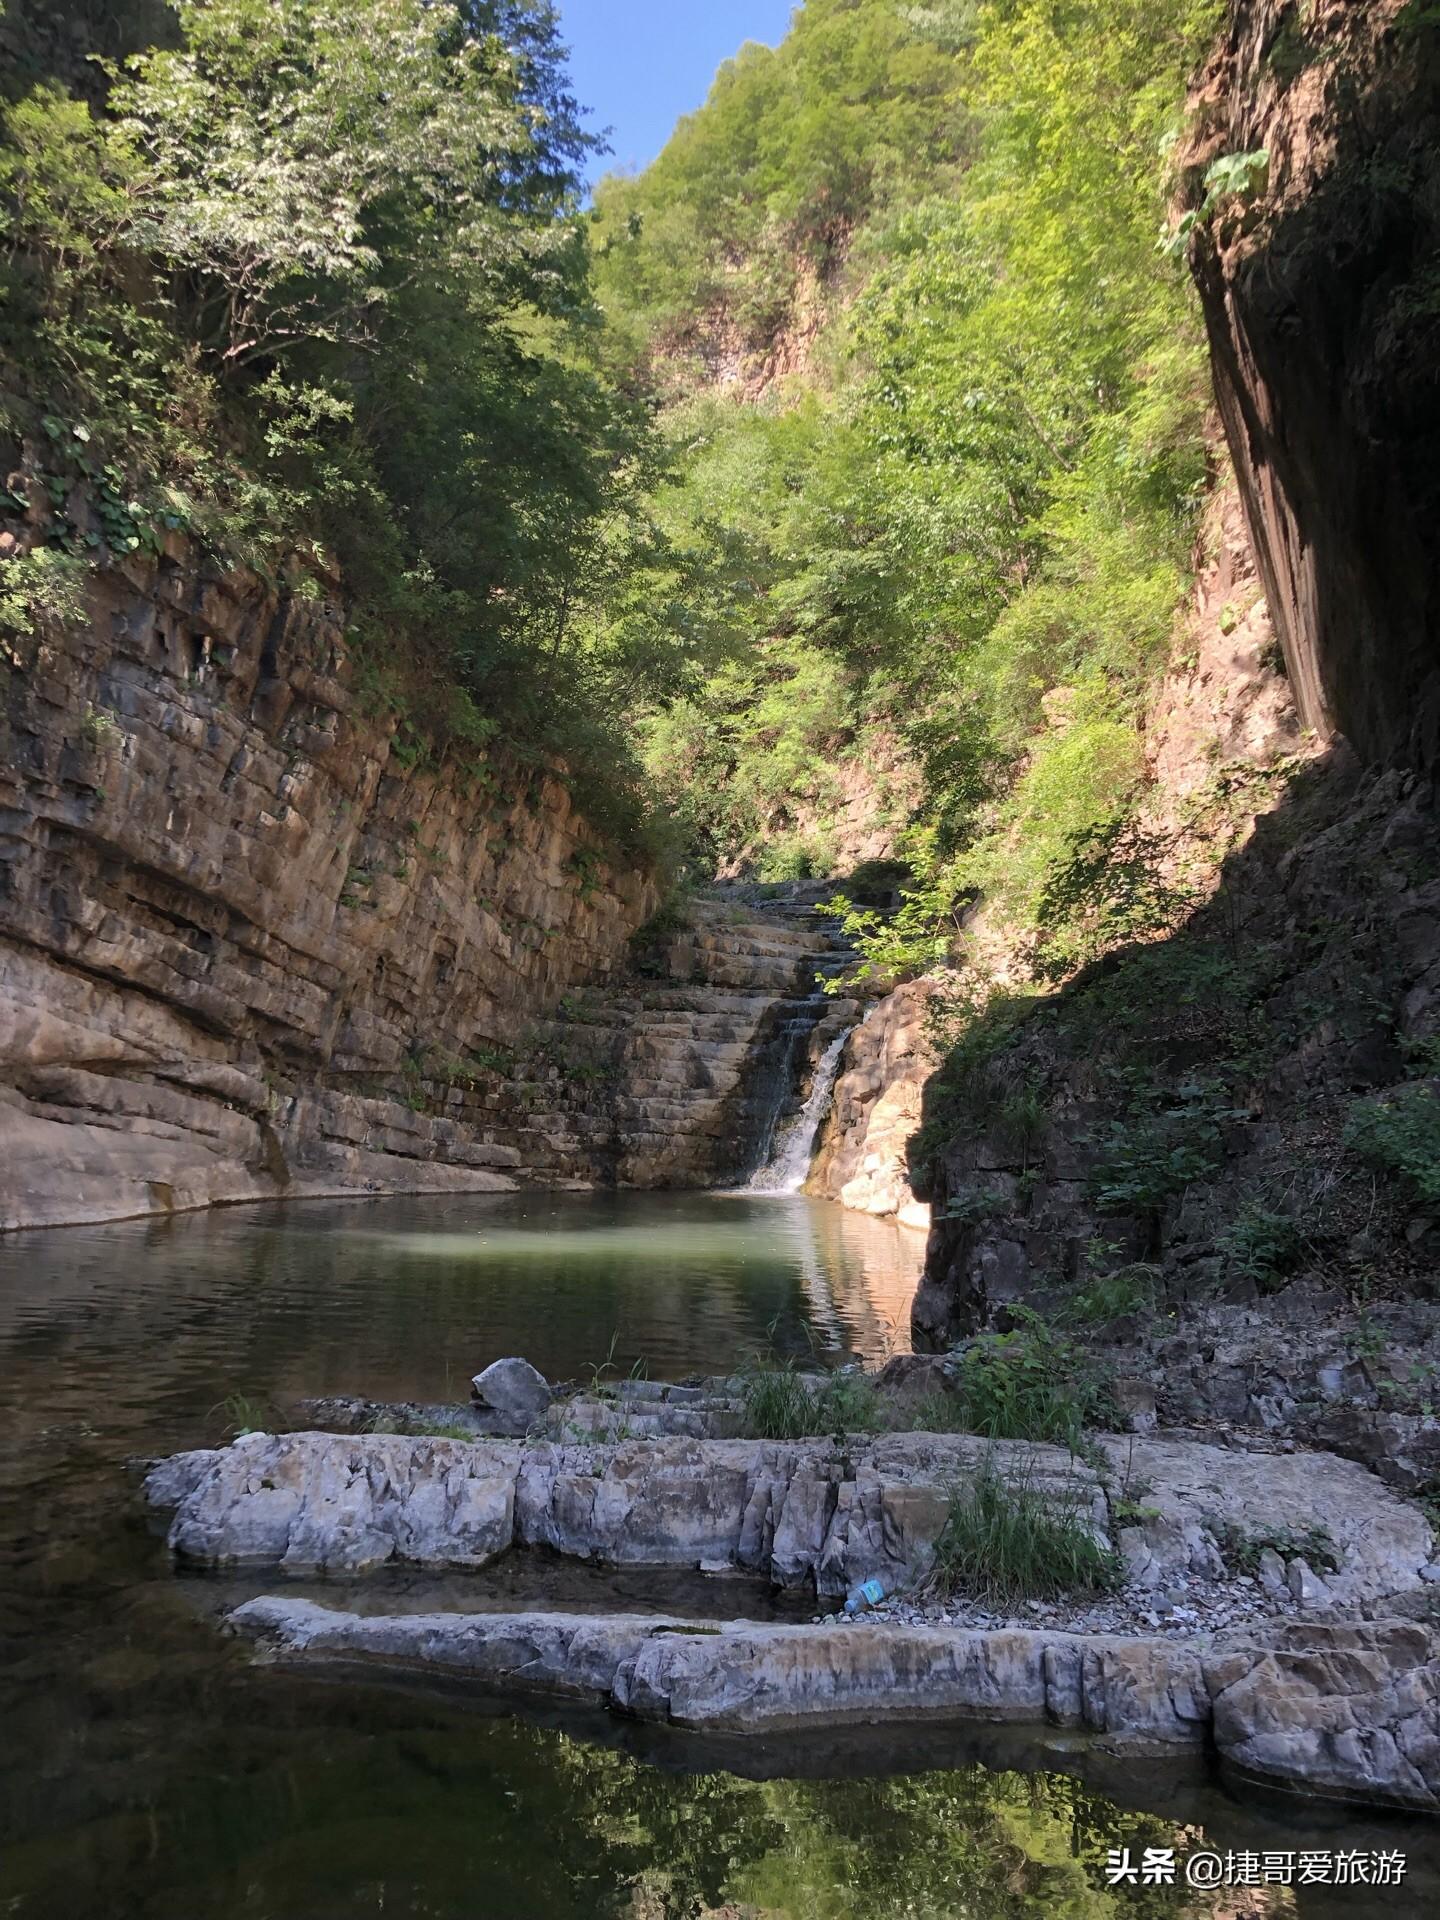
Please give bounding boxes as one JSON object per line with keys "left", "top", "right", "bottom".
{"left": 150, "top": 1431, "right": 517, "bottom": 1573}
{"left": 1209, "top": 1621, "right": 1440, "bottom": 1812}
{"left": 470, "top": 1357, "right": 552, "bottom": 1434}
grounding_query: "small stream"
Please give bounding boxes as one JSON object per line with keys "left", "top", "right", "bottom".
{"left": 1, "top": 1191, "right": 1436, "bottom": 1917}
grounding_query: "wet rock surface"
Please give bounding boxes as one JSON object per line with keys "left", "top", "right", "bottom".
{"left": 141, "top": 1365, "right": 1440, "bottom": 1811}
{"left": 227, "top": 1594, "right": 1440, "bottom": 1810}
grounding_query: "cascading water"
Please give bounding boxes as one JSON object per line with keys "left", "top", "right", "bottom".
{"left": 736, "top": 992, "right": 828, "bottom": 1182}
{"left": 748, "top": 1022, "right": 853, "bottom": 1193}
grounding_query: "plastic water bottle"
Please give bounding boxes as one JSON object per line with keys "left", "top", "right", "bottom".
{"left": 843, "top": 1576, "right": 888, "bottom": 1616}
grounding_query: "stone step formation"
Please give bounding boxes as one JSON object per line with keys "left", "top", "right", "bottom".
{"left": 473, "top": 889, "right": 861, "bottom": 1190}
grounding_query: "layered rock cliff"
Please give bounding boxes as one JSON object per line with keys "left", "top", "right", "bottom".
{"left": 463, "top": 890, "right": 858, "bottom": 1190}
{"left": 1185, "top": 0, "right": 1440, "bottom": 762}
{"left": 0, "top": 537, "right": 654, "bottom": 1228}
{"left": 0, "top": 533, "right": 875, "bottom": 1224}
{"left": 807, "top": 978, "right": 938, "bottom": 1231}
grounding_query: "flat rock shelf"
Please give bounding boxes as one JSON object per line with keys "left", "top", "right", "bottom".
{"left": 142, "top": 1416, "right": 1440, "bottom": 1813}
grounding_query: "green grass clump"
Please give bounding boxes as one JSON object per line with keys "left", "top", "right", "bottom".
{"left": 1213, "top": 1521, "right": 1339, "bottom": 1577}
{"left": 1345, "top": 1085, "right": 1440, "bottom": 1205}
{"left": 904, "top": 1391, "right": 982, "bottom": 1434}
{"left": 217, "top": 1392, "right": 273, "bottom": 1437}
{"left": 738, "top": 1358, "right": 882, "bottom": 1440}
{"left": 1216, "top": 1204, "right": 1305, "bottom": 1289}
{"left": 950, "top": 1312, "right": 1113, "bottom": 1451}
{"left": 929, "top": 1460, "right": 1122, "bottom": 1607}
{"left": 1061, "top": 1263, "right": 1162, "bottom": 1327}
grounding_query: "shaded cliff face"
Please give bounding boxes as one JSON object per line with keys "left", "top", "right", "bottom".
{"left": 912, "top": 482, "right": 1317, "bottom": 1343}
{"left": 913, "top": 5, "right": 1440, "bottom": 1347}
{"left": 1186, "top": 0, "right": 1440, "bottom": 763}
{"left": 0, "top": 542, "right": 654, "bottom": 1227}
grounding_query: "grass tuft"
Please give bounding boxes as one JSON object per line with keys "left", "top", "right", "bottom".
{"left": 738, "top": 1357, "right": 882, "bottom": 1440}
{"left": 928, "top": 1458, "right": 1123, "bottom": 1607}
{"left": 949, "top": 1311, "right": 1113, "bottom": 1451}
{"left": 216, "top": 1392, "right": 273, "bottom": 1437}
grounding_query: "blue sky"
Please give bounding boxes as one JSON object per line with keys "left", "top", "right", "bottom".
{"left": 557, "top": 1, "right": 798, "bottom": 186}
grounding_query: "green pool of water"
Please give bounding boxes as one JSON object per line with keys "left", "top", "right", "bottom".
{"left": 0, "top": 1191, "right": 1434, "bottom": 1917}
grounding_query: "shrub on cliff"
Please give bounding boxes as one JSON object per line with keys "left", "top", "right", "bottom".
{"left": 949, "top": 1312, "right": 1115, "bottom": 1453}
{"left": 1346, "top": 1085, "right": 1440, "bottom": 1208}
{"left": 0, "top": 0, "right": 724, "bottom": 844}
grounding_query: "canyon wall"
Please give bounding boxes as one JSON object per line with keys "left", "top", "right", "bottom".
{"left": 807, "top": 979, "right": 937, "bottom": 1232}
{"left": 912, "top": 484, "right": 1318, "bottom": 1343}
{"left": 911, "top": 5, "right": 1440, "bottom": 1344}
{"left": 1187, "top": 0, "right": 1440, "bottom": 763}
{"left": 0, "top": 535, "right": 655, "bottom": 1229}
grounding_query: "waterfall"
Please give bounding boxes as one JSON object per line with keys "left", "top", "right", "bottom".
{"left": 738, "top": 994, "right": 827, "bottom": 1182}
{"left": 748, "top": 1023, "right": 852, "bottom": 1193}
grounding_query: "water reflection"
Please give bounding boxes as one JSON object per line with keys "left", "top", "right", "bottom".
{"left": 2, "top": 1660, "right": 1432, "bottom": 1919}
{"left": 0, "top": 1193, "right": 1435, "bottom": 1919}
{"left": 0, "top": 1191, "right": 922, "bottom": 1436}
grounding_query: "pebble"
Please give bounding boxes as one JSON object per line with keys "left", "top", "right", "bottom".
{"left": 866, "top": 1571, "right": 1299, "bottom": 1641}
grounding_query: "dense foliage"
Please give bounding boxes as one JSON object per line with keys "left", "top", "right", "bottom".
{"left": 0, "top": 0, "right": 728, "bottom": 840}
{"left": 2, "top": 0, "right": 1224, "bottom": 887}
{"left": 592, "top": 0, "right": 1222, "bottom": 947}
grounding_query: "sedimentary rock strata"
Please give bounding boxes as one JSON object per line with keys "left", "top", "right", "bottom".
{"left": 142, "top": 1422, "right": 1439, "bottom": 1808}
{"left": 145, "top": 1427, "right": 1434, "bottom": 1605}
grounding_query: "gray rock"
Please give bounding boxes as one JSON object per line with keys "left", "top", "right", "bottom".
{"left": 139, "top": 1446, "right": 223, "bottom": 1511}
{"left": 228, "top": 1597, "right": 1211, "bottom": 1749}
{"left": 1096, "top": 1434, "right": 1431, "bottom": 1605}
{"left": 1110, "top": 1377, "right": 1157, "bottom": 1434}
{"left": 226, "top": 1596, "right": 1440, "bottom": 1809}
{"left": 1257, "top": 1547, "right": 1288, "bottom": 1595}
{"left": 1420, "top": 1563, "right": 1440, "bottom": 1584}
{"left": 1209, "top": 1620, "right": 1440, "bottom": 1811}
{"left": 145, "top": 1427, "right": 1433, "bottom": 1608}
{"left": 1287, "top": 1557, "right": 1330, "bottom": 1606}
{"left": 149, "top": 1431, "right": 516, "bottom": 1573}
{"left": 470, "top": 1357, "right": 551, "bottom": 1433}
{"left": 231, "top": 1595, "right": 674, "bottom": 1700}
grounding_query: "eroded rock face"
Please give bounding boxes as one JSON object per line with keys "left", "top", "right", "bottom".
{"left": 1185, "top": 0, "right": 1440, "bottom": 765}
{"left": 149, "top": 1423, "right": 1440, "bottom": 1807}
{"left": 0, "top": 540, "right": 654, "bottom": 1230}
{"left": 144, "top": 1427, "right": 1434, "bottom": 1607}
{"left": 1209, "top": 1619, "right": 1440, "bottom": 1810}
{"left": 809, "top": 980, "right": 938, "bottom": 1227}
{"left": 0, "top": 537, "right": 871, "bottom": 1221}
{"left": 226, "top": 1594, "right": 1214, "bottom": 1745}
{"left": 160, "top": 1432, "right": 518, "bottom": 1574}
{"left": 226, "top": 1595, "right": 1440, "bottom": 1808}
{"left": 1095, "top": 1435, "right": 1433, "bottom": 1607}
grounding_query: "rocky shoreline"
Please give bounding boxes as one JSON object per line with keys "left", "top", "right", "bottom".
{"left": 139, "top": 1357, "right": 1440, "bottom": 1815}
